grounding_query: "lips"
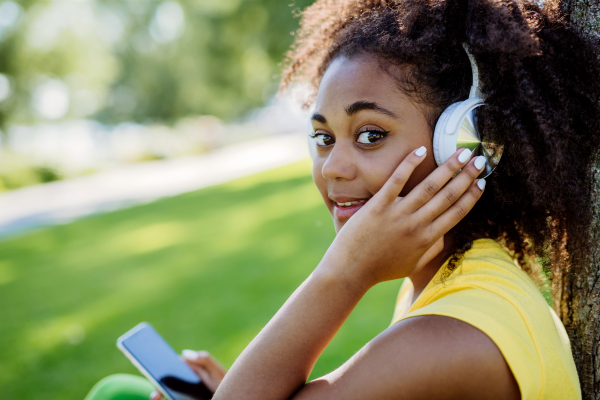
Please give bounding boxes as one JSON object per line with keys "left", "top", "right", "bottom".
{"left": 330, "top": 196, "right": 371, "bottom": 220}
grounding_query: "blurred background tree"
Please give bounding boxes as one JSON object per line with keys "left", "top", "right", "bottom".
{"left": 0, "top": 6, "right": 406, "bottom": 399}
{"left": 0, "top": 0, "right": 312, "bottom": 129}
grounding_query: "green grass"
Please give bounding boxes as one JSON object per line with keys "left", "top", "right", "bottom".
{"left": 0, "top": 160, "right": 403, "bottom": 400}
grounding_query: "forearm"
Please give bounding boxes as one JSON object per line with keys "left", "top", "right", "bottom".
{"left": 213, "top": 263, "right": 370, "bottom": 400}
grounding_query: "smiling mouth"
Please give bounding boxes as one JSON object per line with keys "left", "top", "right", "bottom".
{"left": 334, "top": 199, "right": 368, "bottom": 207}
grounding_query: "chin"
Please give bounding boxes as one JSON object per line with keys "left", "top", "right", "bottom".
{"left": 333, "top": 219, "right": 345, "bottom": 234}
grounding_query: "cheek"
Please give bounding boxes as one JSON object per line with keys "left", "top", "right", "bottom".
{"left": 362, "top": 160, "right": 398, "bottom": 194}
{"left": 400, "top": 152, "right": 438, "bottom": 195}
{"left": 363, "top": 150, "right": 437, "bottom": 196}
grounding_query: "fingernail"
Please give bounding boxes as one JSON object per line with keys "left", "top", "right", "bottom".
{"left": 182, "top": 349, "right": 198, "bottom": 360}
{"left": 474, "top": 155, "right": 486, "bottom": 170}
{"left": 415, "top": 146, "right": 427, "bottom": 156}
{"left": 150, "top": 391, "right": 157, "bottom": 399}
{"left": 477, "top": 179, "right": 486, "bottom": 190}
{"left": 458, "top": 148, "right": 472, "bottom": 163}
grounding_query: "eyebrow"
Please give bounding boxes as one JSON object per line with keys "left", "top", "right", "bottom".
{"left": 311, "top": 113, "right": 327, "bottom": 123}
{"left": 311, "top": 100, "right": 398, "bottom": 124}
{"left": 345, "top": 101, "right": 397, "bottom": 118}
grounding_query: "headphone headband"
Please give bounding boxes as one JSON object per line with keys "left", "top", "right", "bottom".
{"left": 432, "top": 44, "right": 503, "bottom": 178}
{"left": 462, "top": 43, "right": 482, "bottom": 99}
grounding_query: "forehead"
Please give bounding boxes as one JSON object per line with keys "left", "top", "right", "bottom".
{"left": 315, "top": 55, "right": 404, "bottom": 112}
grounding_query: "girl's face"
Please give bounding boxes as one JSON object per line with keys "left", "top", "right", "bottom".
{"left": 312, "top": 55, "right": 438, "bottom": 233}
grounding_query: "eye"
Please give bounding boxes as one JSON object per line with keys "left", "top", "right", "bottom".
{"left": 356, "top": 130, "right": 388, "bottom": 144}
{"left": 311, "top": 133, "right": 335, "bottom": 146}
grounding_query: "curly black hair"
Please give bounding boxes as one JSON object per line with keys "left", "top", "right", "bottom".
{"left": 280, "top": 0, "right": 600, "bottom": 284}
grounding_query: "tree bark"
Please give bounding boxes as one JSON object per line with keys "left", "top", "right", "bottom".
{"left": 557, "top": 3, "right": 600, "bottom": 399}
{"left": 552, "top": 0, "right": 600, "bottom": 400}
{"left": 563, "top": 0, "right": 600, "bottom": 37}
{"left": 555, "top": 156, "right": 600, "bottom": 400}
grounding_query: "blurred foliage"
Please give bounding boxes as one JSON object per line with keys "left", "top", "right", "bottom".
{"left": 0, "top": 160, "right": 403, "bottom": 399}
{"left": 34, "top": 165, "right": 61, "bottom": 183}
{"left": 0, "top": 150, "right": 62, "bottom": 191}
{"left": 0, "top": 165, "right": 61, "bottom": 190}
{"left": 0, "top": 0, "right": 313, "bottom": 127}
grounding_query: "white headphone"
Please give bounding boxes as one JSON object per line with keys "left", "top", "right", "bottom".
{"left": 432, "top": 43, "right": 485, "bottom": 166}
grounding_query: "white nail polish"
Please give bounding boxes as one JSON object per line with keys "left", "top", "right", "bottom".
{"left": 477, "top": 179, "right": 486, "bottom": 190}
{"left": 415, "top": 146, "right": 427, "bottom": 156}
{"left": 150, "top": 391, "right": 157, "bottom": 399}
{"left": 474, "top": 156, "right": 486, "bottom": 170}
{"left": 458, "top": 148, "right": 472, "bottom": 163}
{"left": 182, "top": 349, "right": 198, "bottom": 360}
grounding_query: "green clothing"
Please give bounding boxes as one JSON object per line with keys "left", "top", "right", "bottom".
{"left": 85, "top": 374, "right": 154, "bottom": 400}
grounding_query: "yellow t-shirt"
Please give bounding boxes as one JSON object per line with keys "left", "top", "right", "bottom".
{"left": 391, "top": 239, "right": 581, "bottom": 400}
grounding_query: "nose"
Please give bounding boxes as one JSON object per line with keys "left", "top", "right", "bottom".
{"left": 321, "top": 142, "right": 357, "bottom": 181}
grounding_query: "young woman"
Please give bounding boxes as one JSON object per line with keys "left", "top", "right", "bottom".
{"left": 86, "top": 0, "right": 600, "bottom": 399}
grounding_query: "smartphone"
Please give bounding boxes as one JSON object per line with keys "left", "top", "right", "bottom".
{"left": 117, "top": 322, "right": 213, "bottom": 400}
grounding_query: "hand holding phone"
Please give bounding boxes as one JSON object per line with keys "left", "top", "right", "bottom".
{"left": 117, "top": 322, "right": 214, "bottom": 400}
{"left": 151, "top": 350, "right": 227, "bottom": 400}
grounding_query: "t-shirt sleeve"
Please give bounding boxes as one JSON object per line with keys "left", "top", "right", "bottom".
{"left": 403, "top": 287, "right": 542, "bottom": 400}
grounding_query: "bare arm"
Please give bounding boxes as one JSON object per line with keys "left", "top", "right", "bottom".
{"left": 295, "top": 316, "right": 519, "bottom": 400}
{"left": 214, "top": 148, "right": 488, "bottom": 400}
{"left": 213, "top": 267, "right": 368, "bottom": 400}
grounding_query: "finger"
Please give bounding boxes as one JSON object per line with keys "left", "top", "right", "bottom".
{"left": 182, "top": 360, "right": 221, "bottom": 393}
{"left": 150, "top": 390, "right": 162, "bottom": 400}
{"left": 183, "top": 350, "right": 226, "bottom": 376}
{"left": 182, "top": 358, "right": 206, "bottom": 375}
{"left": 195, "top": 366, "right": 211, "bottom": 383}
{"left": 196, "top": 366, "right": 219, "bottom": 393}
{"left": 416, "top": 155, "right": 486, "bottom": 221}
{"left": 402, "top": 147, "right": 473, "bottom": 213}
{"left": 378, "top": 146, "right": 429, "bottom": 203}
{"left": 430, "top": 178, "right": 485, "bottom": 235}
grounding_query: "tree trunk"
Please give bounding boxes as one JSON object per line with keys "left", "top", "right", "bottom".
{"left": 552, "top": 0, "right": 600, "bottom": 400}
{"left": 557, "top": 3, "right": 600, "bottom": 398}
{"left": 555, "top": 155, "right": 600, "bottom": 400}
{"left": 562, "top": 0, "right": 600, "bottom": 36}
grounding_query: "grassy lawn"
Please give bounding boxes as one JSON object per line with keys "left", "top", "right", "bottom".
{"left": 0, "top": 160, "right": 403, "bottom": 399}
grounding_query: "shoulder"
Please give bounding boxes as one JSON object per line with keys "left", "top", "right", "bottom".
{"left": 401, "top": 239, "right": 580, "bottom": 400}
{"left": 300, "top": 315, "right": 519, "bottom": 400}
{"left": 373, "top": 315, "right": 520, "bottom": 400}
{"left": 456, "top": 239, "right": 522, "bottom": 278}
{"left": 414, "top": 239, "right": 544, "bottom": 316}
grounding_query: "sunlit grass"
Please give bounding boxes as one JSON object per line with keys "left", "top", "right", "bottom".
{"left": 0, "top": 159, "right": 402, "bottom": 400}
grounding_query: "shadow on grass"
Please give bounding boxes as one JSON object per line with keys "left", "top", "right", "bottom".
{"left": 0, "top": 160, "right": 402, "bottom": 399}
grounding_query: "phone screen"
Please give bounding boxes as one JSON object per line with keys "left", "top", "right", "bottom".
{"left": 118, "top": 323, "right": 213, "bottom": 400}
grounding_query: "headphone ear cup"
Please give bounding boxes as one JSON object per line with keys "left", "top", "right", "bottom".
{"left": 433, "top": 102, "right": 460, "bottom": 166}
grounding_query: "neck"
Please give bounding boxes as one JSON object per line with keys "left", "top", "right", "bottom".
{"left": 408, "top": 234, "right": 454, "bottom": 304}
